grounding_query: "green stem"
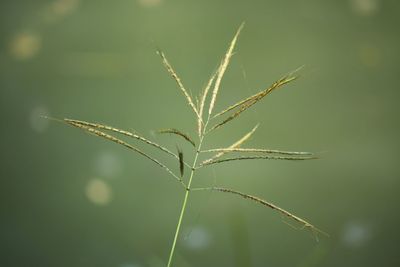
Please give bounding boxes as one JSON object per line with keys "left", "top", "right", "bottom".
{"left": 166, "top": 134, "right": 205, "bottom": 267}
{"left": 166, "top": 174, "right": 192, "bottom": 267}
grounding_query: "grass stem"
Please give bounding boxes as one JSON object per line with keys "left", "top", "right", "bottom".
{"left": 166, "top": 121, "right": 208, "bottom": 267}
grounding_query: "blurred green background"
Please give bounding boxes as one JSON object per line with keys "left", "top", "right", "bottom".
{"left": 1, "top": 0, "right": 399, "bottom": 266}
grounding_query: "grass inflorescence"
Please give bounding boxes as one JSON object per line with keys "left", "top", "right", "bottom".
{"left": 53, "top": 23, "right": 326, "bottom": 266}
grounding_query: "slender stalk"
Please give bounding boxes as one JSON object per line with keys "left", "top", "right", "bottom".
{"left": 166, "top": 121, "right": 208, "bottom": 267}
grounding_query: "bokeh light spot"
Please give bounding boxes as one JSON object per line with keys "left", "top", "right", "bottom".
{"left": 350, "top": 0, "right": 379, "bottom": 16}
{"left": 42, "top": 0, "right": 79, "bottom": 22}
{"left": 137, "top": 0, "right": 163, "bottom": 8}
{"left": 52, "top": 0, "right": 79, "bottom": 16}
{"left": 85, "top": 179, "right": 112, "bottom": 205}
{"left": 9, "top": 32, "right": 41, "bottom": 60}
{"left": 94, "top": 151, "right": 123, "bottom": 179}
{"left": 342, "top": 221, "right": 372, "bottom": 248}
{"left": 29, "top": 106, "right": 50, "bottom": 133}
{"left": 183, "top": 226, "right": 212, "bottom": 251}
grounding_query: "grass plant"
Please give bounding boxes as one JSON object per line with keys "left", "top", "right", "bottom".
{"left": 52, "top": 23, "right": 326, "bottom": 266}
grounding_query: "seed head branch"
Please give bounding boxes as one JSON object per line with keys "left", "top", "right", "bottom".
{"left": 65, "top": 120, "right": 185, "bottom": 187}
{"left": 202, "top": 124, "right": 259, "bottom": 164}
{"left": 201, "top": 148, "right": 313, "bottom": 156}
{"left": 64, "top": 118, "right": 191, "bottom": 167}
{"left": 208, "top": 22, "right": 245, "bottom": 116}
{"left": 198, "top": 67, "right": 218, "bottom": 136}
{"left": 192, "top": 186, "right": 328, "bottom": 237}
{"left": 210, "top": 67, "right": 302, "bottom": 131}
{"left": 199, "top": 155, "right": 317, "bottom": 169}
{"left": 157, "top": 49, "right": 201, "bottom": 119}
{"left": 158, "top": 128, "right": 196, "bottom": 147}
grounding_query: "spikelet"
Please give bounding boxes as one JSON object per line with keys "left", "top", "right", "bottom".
{"left": 201, "top": 148, "right": 313, "bottom": 156}
{"left": 157, "top": 49, "right": 200, "bottom": 119}
{"left": 177, "top": 147, "right": 184, "bottom": 177}
{"left": 202, "top": 124, "right": 259, "bottom": 165}
{"left": 210, "top": 68, "right": 301, "bottom": 131}
{"left": 65, "top": 120, "right": 183, "bottom": 184}
{"left": 197, "top": 67, "right": 218, "bottom": 136}
{"left": 212, "top": 93, "right": 257, "bottom": 119}
{"left": 158, "top": 128, "right": 196, "bottom": 147}
{"left": 199, "top": 155, "right": 317, "bottom": 168}
{"left": 211, "top": 187, "right": 328, "bottom": 237}
{"left": 64, "top": 119, "right": 182, "bottom": 161}
{"left": 208, "top": 22, "right": 245, "bottom": 116}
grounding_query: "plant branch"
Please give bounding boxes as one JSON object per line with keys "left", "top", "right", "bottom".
{"left": 64, "top": 118, "right": 191, "bottom": 168}
{"left": 198, "top": 155, "right": 317, "bottom": 169}
{"left": 66, "top": 120, "right": 186, "bottom": 188}
{"left": 191, "top": 186, "right": 328, "bottom": 237}
{"left": 166, "top": 119, "right": 210, "bottom": 267}
{"left": 201, "top": 148, "right": 313, "bottom": 156}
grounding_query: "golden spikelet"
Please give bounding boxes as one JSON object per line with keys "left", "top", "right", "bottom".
{"left": 201, "top": 148, "right": 313, "bottom": 156}
{"left": 64, "top": 118, "right": 185, "bottom": 163}
{"left": 199, "top": 155, "right": 317, "bottom": 168}
{"left": 197, "top": 68, "right": 218, "bottom": 136}
{"left": 157, "top": 49, "right": 200, "bottom": 119}
{"left": 212, "top": 92, "right": 257, "bottom": 119}
{"left": 210, "top": 187, "right": 328, "bottom": 237}
{"left": 158, "top": 128, "right": 196, "bottom": 147}
{"left": 208, "top": 22, "right": 245, "bottom": 116}
{"left": 65, "top": 120, "right": 184, "bottom": 185}
{"left": 202, "top": 124, "right": 259, "bottom": 165}
{"left": 210, "top": 68, "right": 301, "bottom": 131}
